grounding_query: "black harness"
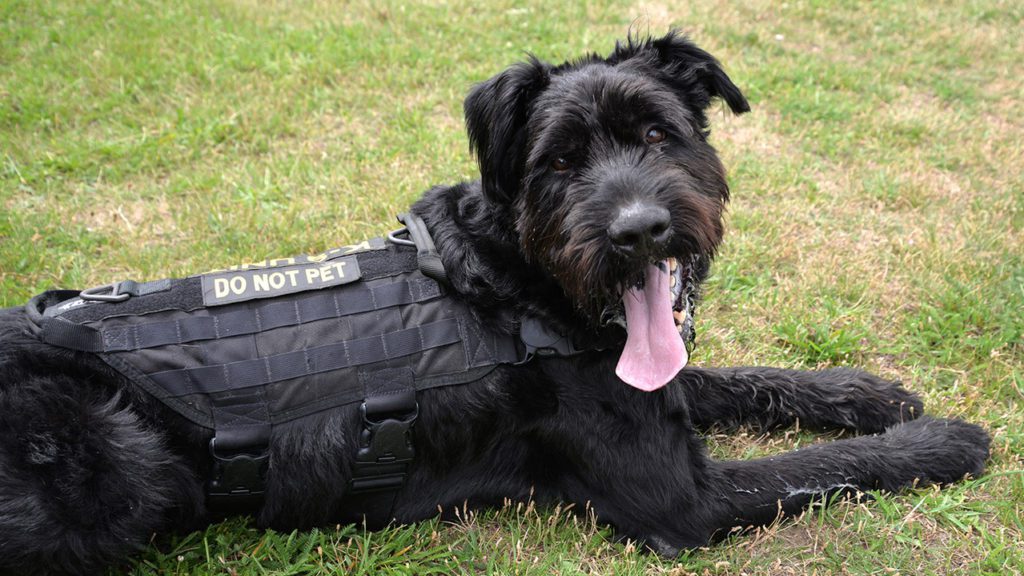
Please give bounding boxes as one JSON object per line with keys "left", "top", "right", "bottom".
{"left": 23, "top": 213, "right": 599, "bottom": 526}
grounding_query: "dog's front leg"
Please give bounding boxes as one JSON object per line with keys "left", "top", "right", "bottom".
{"left": 678, "top": 367, "right": 923, "bottom": 434}
{"left": 681, "top": 416, "right": 990, "bottom": 552}
{"left": 552, "top": 368, "right": 987, "bottom": 556}
{"left": 597, "top": 416, "right": 989, "bottom": 557}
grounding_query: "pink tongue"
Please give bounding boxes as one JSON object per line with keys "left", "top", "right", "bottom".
{"left": 615, "top": 262, "right": 688, "bottom": 391}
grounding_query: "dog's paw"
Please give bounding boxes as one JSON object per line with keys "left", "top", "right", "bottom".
{"left": 619, "top": 527, "right": 709, "bottom": 558}
{"left": 816, "top": 368, "right": 924, "bottom": 433}
{"left": 641, "top": 534, "right": 683, "bottom": 558}
{"left": 876, "top": 416, "right": 990, "bottom": 489}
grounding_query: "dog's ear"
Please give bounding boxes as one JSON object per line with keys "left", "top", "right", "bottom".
{"left": 464, "top": 57, "right": 550, "bottom": 204}
{"left": 612, "top": 30, "right": 750, "bottom": 115}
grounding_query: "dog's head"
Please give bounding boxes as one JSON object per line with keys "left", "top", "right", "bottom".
{"left": 464, "top": 31, "right": 749, "bottom": 390}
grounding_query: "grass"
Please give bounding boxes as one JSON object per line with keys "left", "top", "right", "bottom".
{"left": 1, "top": 0, "right": 1022, "bottom": 574}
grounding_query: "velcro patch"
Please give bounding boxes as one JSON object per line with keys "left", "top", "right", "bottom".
{"left": 201, "top": 256, "right": 361, "bottom": 306}
{"left": 199, "top": 237, "right": 386, "bottom": 276}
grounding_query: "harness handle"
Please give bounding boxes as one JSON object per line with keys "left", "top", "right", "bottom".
{"left": 393, "top": 212, "right": 449, "bottom": 286}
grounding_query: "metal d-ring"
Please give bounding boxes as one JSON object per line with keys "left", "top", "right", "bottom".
{"left": 80, "top": 282, "right": 130, "bottom": 303}
{"left": 387, "top": 227, "right": 416, "bottom": 247}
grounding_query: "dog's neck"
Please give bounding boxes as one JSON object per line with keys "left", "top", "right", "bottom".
{"left": 411, "top": 181, "right": 584, "bottom": 333}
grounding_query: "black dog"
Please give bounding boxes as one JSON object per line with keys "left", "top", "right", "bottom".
{"left": 0, "top": 31, "right": 990, "bottom": 574}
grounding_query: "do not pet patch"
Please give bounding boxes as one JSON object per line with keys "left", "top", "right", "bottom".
{"left": 201, "top": 256, "right": 361, "bottom": 306}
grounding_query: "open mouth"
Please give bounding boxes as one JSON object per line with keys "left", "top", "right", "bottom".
{"left": 603, "top": 256, "right": 696, "bottom": 392}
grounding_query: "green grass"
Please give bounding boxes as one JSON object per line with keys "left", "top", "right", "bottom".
{"left": 2, "top": 0, "right": 1022, "bottom": 574}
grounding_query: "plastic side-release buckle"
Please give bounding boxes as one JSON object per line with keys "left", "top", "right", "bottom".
{"left": 207, "top": 438, "right": 269, "bottom": 503}
{"left": 349, "top": 402, "right": 418, "bottom": 493}
{"left": 517, "top": 316, "right": 583, "bottom": 364}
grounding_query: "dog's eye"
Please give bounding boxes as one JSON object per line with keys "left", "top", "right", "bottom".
{"left": 644, "top": 127, "right": 667, "bottom": 144}
{"left": 551, "top": 157, "right": 571, "bottom": 172}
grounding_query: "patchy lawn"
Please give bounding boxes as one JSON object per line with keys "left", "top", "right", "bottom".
{"left": 1, "top": 0, "right": 1021, "bottom": 574}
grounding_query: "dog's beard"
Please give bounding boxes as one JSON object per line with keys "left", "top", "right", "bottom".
{"left": 518, "top": 168, "right": 720, "bottom": 392}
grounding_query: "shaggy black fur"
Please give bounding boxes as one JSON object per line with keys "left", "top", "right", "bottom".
{"left": 0, "top": 31, "right": 990, "bottom": 575}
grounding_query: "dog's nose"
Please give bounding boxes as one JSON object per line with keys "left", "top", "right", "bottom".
{"left": 608, "top": 204, "right": 671, "bottom": 253}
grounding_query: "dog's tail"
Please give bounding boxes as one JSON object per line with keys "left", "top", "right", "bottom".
{"left": 0, "top": 371, "right": 202, "bottom": 575}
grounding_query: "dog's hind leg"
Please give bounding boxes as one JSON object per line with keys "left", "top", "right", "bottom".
{"left": 0, "top": 370, "right": 201, "bottom": 575}
{"left": 679, "top": 367, "right": 923, "bottom": 433}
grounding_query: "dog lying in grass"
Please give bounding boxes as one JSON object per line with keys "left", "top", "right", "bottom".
{"left": 0, "top": 31, "right": 989, "bottom": 575}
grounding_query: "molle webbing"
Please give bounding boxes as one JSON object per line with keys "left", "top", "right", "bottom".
{"left": 63, "top": 276, "right": 441, "bottom": 354}
{"left": 149, "top": 318, "right": 461, "bottom": 397}
{"left": 27, "top": 240, "right": 523, "bottom": 430}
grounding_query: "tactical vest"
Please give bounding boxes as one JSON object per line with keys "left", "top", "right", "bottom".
{"left": 24, "top": 213, "right": 590, "bottom": 525}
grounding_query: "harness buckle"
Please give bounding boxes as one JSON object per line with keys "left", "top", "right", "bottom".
{"left": 80, "top": 282, "right": 130, "bottom": 303}
{"left": 349, "top": 402, "right": 418, "bottom": 493}
{"left": 517, "top": 316, "right": 582, "bottom": 363}
{"left": 207, "top": 438, "right": 269, "bottom": 502}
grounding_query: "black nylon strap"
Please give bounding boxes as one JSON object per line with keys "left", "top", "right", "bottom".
{"left": 149, "top": 318, "right": 462, "bottom": 397}
{"left": 25, "top": 291, "right": 105, "bottom": 352}
{"left": 460, "top": 315, "right": 524, "bottom": 367}
{"left": 399, "top": 212, "right": 448, "bottom": 285}
{"left": 207, "top": 387, "right": 272, "bottom": 507}
{"left": 25, "top": 290, "right": 81, "bottom": 326}
{"left": 99, "top": 277, "right": 442, "bottom": 352}
{"left": 337, "top": 367, "right": 417, "bottom": 529}
{"left": 38, "top": 317, "right": 104, "bottom": 352}
{"left": 117, "top": 279, "right": 173, "bottom": 297}
{"left": 212, "top": 395, "right": 272, "bottom": 452}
